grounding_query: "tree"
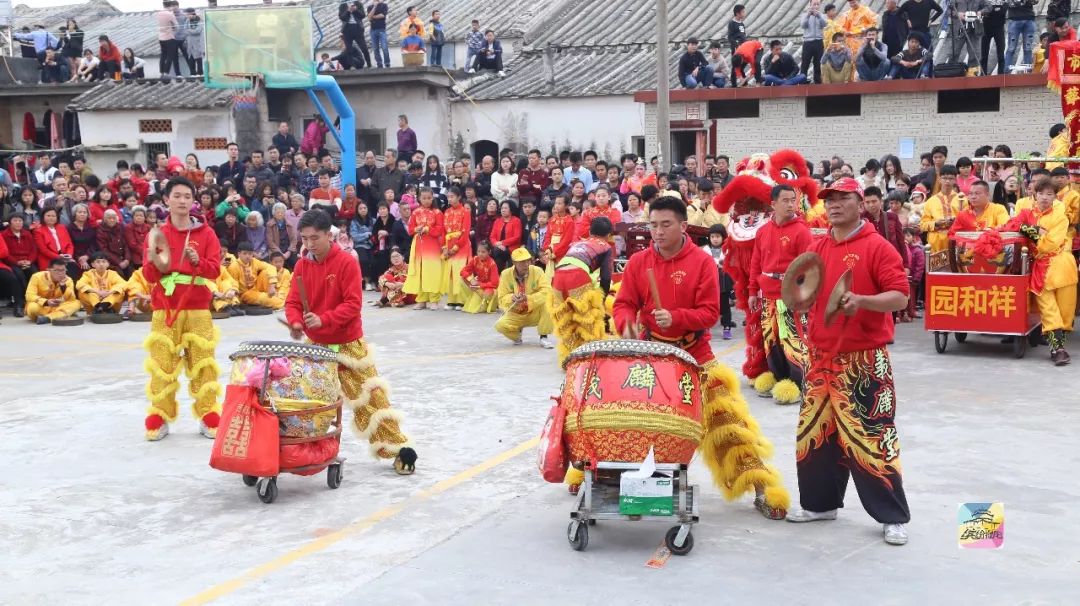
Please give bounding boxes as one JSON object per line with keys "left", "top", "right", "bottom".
{"left": 549, "top": 140, "right": 558, "bottom": 157}
{"left": 603, "top": 143, "right": 613, "bottom": 163}
{"left": 450, "top": 132, "right": 466, "bottom": 159}
{"left": 561, "top": 136, "right": 573, "bottom": 153}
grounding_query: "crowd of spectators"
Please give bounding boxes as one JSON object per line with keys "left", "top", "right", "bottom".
{"left": 678, "top": 0, "right": 1076, "bottom": 89}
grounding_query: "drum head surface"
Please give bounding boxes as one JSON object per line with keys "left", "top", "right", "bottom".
{"left": 128, "top": 313, "right": 153, "bottom": 322}
{"left": 230, "top": 340, "right": 338, "bottom": 361}
{"left": 89, "top": 313, "right": 124, "bottom": 324}
{"left": 565, "top": 339, "right": 698, "bottom": 367}
{"left": 51, "top": 317, "right": 85, "bottom": 327}
{"left": 211, "top": 310, "right": 232, "bottom": 320}
{"left": 242, "top": 305, "right": 274, "bottom": 316}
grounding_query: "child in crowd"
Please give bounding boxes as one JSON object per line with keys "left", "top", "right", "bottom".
{"left": 459, "top": 240, "right": 500, "bottom": 314}
{"left": 378, "top": 248, "right": 413, "bottom": 308}
{"left": 269, "top": 251, "right": 292, "bottom": 301}
{"left": 76, "top": 251, "right": 125, "bottom": 314}
{"left": 229, "top": 241, "right": 283, "bottom": 310}
{"left": 902, "top": 227, "right": 925, "bottom": 322}
{"left": 703, "top": 224, "right": 736, "bottom": 339}
{"left": 125, "top": 266, "right": 153, "bottom": 317}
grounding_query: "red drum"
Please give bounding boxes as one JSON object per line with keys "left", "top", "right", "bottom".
{"left": 561, "top": 340, "right": 703, "bottom": 465}
{"left": 950, "top": 231, "right": 1024, "bottom": 275}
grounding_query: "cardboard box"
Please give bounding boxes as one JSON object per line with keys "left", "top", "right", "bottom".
{"left": 619, "top": 475, "right": 673, "bottom": 516}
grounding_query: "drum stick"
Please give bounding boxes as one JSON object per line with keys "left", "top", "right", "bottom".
{"left": 646, "top": 268, "right": 663, "bottom": 309}
{"left": 297, "top": 275, "right": 310, "bottom": 314}
{"left": 277, "top": 317, "right": 303, "bottom": 340}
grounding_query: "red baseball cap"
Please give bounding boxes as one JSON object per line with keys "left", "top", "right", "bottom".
{"left": 819, "top": 177, "right": 864, "bottom": 200}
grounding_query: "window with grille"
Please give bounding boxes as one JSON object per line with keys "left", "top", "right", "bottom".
{"left": 146, "top": 142, "right": 170, "bottom": 168}
{"left": 138, "top": 119, "right": 174, "bottom": 133}
{"left": 194, "top": 137, "right": 228, "bottom": 150}
{"left": 357, "top": 129, "right": 385, "bottom": 156}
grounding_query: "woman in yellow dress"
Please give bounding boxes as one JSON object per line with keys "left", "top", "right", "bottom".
{"left": 402, "top": 187, "right": 446, "bottom": 309}
{"left": 440, "top": 186, "right": 472, "bottom": 310}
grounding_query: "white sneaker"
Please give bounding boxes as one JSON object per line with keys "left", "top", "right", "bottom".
{"left": 466, "top": 68, "right": 475, "bottom": 74}
{"left": 512, "top": 337, "right": 523, "bottom": 345}
{"left": 199, "top": 421, "right": 217, "bottom": 439}
{"left": 145, "top": 423, "right": 170, "bottom": 442}
{"left": 497, "top": 70, "right": 506, "bottom": 78}
{"left": 785, "top": 508, "right": 838, "bottom": 523}
{"left": 539, "top": 336, "right": 554, "bottom": 349}
{"left": 884, "top": 523, "right": 908, "bottom": 545}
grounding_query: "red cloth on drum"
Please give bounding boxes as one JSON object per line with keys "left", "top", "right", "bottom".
{"left": 280, "top": 438, "right": 340, "bottom": 476}
{"left": 613, "top": 238, "right": 720, "bottom": 365}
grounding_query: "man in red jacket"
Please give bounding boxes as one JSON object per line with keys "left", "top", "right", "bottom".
{"left": 286, "top": 209, "right": 417, "bottom": 475}
{"left": 748, "top": 184, "right": 812, "bottom": 405}
{"left": 141, "top": 177, "right": 223, "bottom": 442}
{"left": 786, "top": 177, "right": 911, "bottom": 546}
{"left": 613, "top": 194, "right": 790, "bottom": 520}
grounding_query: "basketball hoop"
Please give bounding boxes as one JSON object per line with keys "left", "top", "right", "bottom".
{"left": 223, "top": 72, "right": 262, "bottom": 110}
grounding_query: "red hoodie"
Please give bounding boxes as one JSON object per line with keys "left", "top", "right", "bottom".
{"left": 142, "top": 218, "right": 221, "bottom": 311}
{"left": 613, "top": 237, "right": 719, "bottom": 365}
{"left": 748, "top": 216, "right": 812, "bottom": 300}
{"left": 807, "top": 222, "right": 909, "bottom": 353}
{"left": 285, "top": 244, "right": 363, "bottom": 345}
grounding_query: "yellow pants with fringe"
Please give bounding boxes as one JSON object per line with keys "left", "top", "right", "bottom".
{"left": 143, "top": 310, "right": 221, "bottom": 423}
{"left": 330, "top": 338, "right": 413, "bottom": 460}
{"left": 699, "top": 360, "right": 791, "bottom": 510}
{"left": 549, "top": 285, "right": 607, "bottom": 365}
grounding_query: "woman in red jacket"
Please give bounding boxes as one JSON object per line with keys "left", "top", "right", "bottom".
{"left": 0, "top": 233, "right": 26, "bottom": 316}
{"left": 34, "top": 207, "right": 76, "bottom": 273}
{"left": 489, "top": 200, "right": 522, "bottom": 271}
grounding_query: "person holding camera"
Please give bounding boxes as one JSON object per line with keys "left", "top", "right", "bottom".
{"left": 801, "top": 1, "right": 828, "bottom": 83}
{"left": 856, "top": 27, "right": 891, "bottom": 81}
{"left": 947, "top": 0, "right": 988, "bottom": 75}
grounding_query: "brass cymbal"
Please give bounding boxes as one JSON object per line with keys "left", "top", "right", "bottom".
{"left": 824, "top": 269, "right": 853, "bottom": 327}
{"left": 147, "top": 227, "right": 170, "bottom": 273}
{"left": 781, "top": 252, "right": 824, "bottom": 313}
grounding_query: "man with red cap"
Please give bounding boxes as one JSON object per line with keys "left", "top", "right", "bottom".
{"left": 785, "top": 177, "right": 912, "bottom": 546}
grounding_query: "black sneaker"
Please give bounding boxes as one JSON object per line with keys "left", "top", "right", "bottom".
{"left": 36, "top": 316, "right": 50, "bottom": 325}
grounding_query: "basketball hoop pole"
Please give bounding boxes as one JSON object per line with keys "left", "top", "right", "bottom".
{"left": 306, "top": 75, "right": 356, "bottom": 188}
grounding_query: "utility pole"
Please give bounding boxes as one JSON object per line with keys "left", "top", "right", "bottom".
{"left": 656, "top": 0, "right": 670, "bottom": 172}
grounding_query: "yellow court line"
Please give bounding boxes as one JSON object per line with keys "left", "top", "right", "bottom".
{"left": 180, "top": 436, "right": 540, "bottom": 606}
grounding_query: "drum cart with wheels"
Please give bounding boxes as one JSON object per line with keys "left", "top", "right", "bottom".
{"left": 567, "top": 461, "right": 699, "bottom": 555}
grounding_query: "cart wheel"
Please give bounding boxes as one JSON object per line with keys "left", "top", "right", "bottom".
{"left": 1013, "top": 335, "right": 1027, "bottom": 359}
{"left": 568, "top": 521, "right": 589, "bottom": 551}
{"left": 256, "top": 477, "right": 278, "bottom": 504}
{"left": 665, "top": 526, "right": 694, "bottom": 556}
{"left": 954, "top": 332, "right": 968, "bottom": 343}
{"left": 934, "top": 331, "right": 948, "bottom": 354}
{"left": 327, "top": 464, "right": 343, "bottom": 489}
{"left": 242, "top": 475, "right": 258, "bottom": 487}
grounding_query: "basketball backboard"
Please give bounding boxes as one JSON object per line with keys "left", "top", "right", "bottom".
{"left": 204, "top": 5, "right": 316, "bottom": 89}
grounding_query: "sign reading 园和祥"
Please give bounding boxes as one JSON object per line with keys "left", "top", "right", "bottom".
{"left": 923, "top": 273, "right": 1038, "bottom": 334}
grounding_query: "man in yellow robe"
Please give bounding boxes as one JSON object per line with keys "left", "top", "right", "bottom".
{"left": 495, "top": 247, "right": 554, "bottom": 349}
{"left": 125, "top": 267, "right": 154, "bottom": 316}
{"left": 211, "top": 264, "right": 242, "bottom": 314}
{"left": 25, "top": 258, "right": 81, "bottom": 323}
{"left": 76, "top": 252, "right": 126, "bottom": 313}
{"left": 961, "top": 181, "right": 1009, "bottom": 230}
{"left": 269, "top": 251, "right": 292, "bottom": 301}
{"left": 1025, "top": 180, "right": 1078, "bottom": 365}
{"left": 228, "top": 241, "right": 283, "bottom": 309}
{"left": 919, "top": 165, "right": 965, "bottom": 253}
{"left": 1045, "top": 123, "right": 1069, "bottom": 170}
{"left": 1050, "top": 167, "right": 1080, "bottom": 245}
{"left": 838, "top": 0, "right": 878, "bottom": 61}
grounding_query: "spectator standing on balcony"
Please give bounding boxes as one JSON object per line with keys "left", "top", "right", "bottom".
{"left": 706, "top": 41, "right": 730, "bottom": 88}
{"left": 13, "top": 24, "right": 58, "bottom": 64}
{"left": 156, "top": 0, "right": 181, "bottom": 78}
{"left": 728, "top": 4, "right": 749, "bottom": 51}
{"left": 678, "top": 38, "right": 713, "bottom": 88}
{"left": 471, "top": 30, "right": 505, "bottom": 77}
{"left": 98, "top": 36, "right": 122, "bottom": 81}
{"left": 1005, "top": 0, "right": 1036, "bottom": 73}
{"left": 824, "top": 4, "right": 842, "bottom": 49}
{"left": 838, "top": 0, "right": 879, "bottom": 61}
{"left": 979, "top": 0, "right": 1006, "bottom": 75}
{"left": 185, "top": 9, "right": 205, "bottom": 76}
{"left": 396, "top": 115, "right": 418, "bottom": 160}
{"left": 60, "top": 21, "right": 84, "bottom": 79}
{"left": 399, "top": 5, "right": 425, "bottom": 43}
{"left": 731, "top": 38, "right": 765, "bottom": 86}
{"left": 173, "top": 3, "right": 193, "bottom": 75}
{"left": 821, "top": 32, "right": 854, "bottom": 83}
{"left": 340, "top": 2, "right": 372, "bottom": 70}
{"left": 427, "top": 10, "right": 446, "bottom": 67}
{"left": 898, "top": 0, "right": 940, "bottom": 49}
{"left": 763, "top": 40, "right": 809, "bottom": 86}
{"left": 465, "top": 20, "right": 485, "bottom": 74}
{"left": 947, "top": 0, "right": 986, "bottom": 76}
{"left": 889, "top": 33, "right": 933, "bottom": 79}
{"left": 856, "top": 27, "right": 891, "bottom": 81}
{"left": 880, "top": 0, "right": 910, "bottom": 57}
{"left": 802, "top": 1, "right": 828, "bottom": 84}
{"left": 367, "top": 0, "right": 390, "bottom": 68}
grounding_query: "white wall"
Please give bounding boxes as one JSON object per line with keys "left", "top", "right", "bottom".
{"left": 77, "top": 108, "right": 233, "bottom": 168}
{"left": 643, "top": 86, "right": 1062, "bottom": 166}
{"left": 450, "top": 95, "right": 644, "bottom": 160}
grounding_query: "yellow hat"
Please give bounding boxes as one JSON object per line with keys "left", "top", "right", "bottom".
{"left": 510, "top": 247, "right": 533, "bottom": 262}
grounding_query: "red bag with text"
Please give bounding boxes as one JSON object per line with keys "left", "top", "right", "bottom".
{"left": 537, "top": 398, "right": 568, "bottom": 483}
{"left": 210, "top": 385, "right": 280, "bottom": 477}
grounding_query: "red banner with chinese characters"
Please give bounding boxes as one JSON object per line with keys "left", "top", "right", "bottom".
{"left": 924, "top": 273, "right": 1039, "bottom": 334}
{"left": 1048, "top": 40, "right": 1080, "bottom": 173}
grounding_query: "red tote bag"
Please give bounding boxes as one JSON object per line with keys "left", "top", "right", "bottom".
{"left": 537, "top": 398, "right": 568, "bottom": 483}
{"left": 210, "top": 385, "right": 280, "bottom": 477}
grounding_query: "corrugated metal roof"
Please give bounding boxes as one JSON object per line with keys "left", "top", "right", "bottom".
{"left": 68, "top": 77, "right": 234, "bottom": 111}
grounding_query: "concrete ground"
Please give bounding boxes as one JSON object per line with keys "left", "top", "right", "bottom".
{"left": 1, "top": 297, "right": 1077, "bottom": 605}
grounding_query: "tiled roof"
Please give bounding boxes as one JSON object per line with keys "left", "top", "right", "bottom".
{"left": 68, "top": 77, "right": 234, "bottom": 111}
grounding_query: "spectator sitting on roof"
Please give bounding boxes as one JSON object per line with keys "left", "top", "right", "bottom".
{"left": 762, "top": 39, "right": 808, "bottom": 86}
{"left": 677, "top": 37, "right": 713, "bottom": 89}
{"left": 855, "top": 27, "right": 890, "bottom": 81}
{"left": 121, "top": 48, "right": 147, "bottom": 80}
{"left": 730, "top": 38, "right": 764, "bottom": 87}
{"left": 470, "top": 29, "right": 505, "bottom": 78}
{"left": 887, "top": 33, "right": 933, "bottom": 80}
{"left": 13, "top": 24, "right": 58, "bottom": 64}
{"left": 332, "top": 38, "right": 365, "bottom": 70}
{"left": 98, "top": 35, "right": 122, "bottom": 81}
{"left": 400, "top": 23, "right": 427, "bottom": 67}
{"left": 41, "top": 49, "right": 68, "bottom": 84}
{"left": 72, "top": 49, "right": 100, "bottom": 83}
{"left": 821, "top": 32, "right": 853, "bottom": 83}
{"left": 317, "top": 53, "right": 343, "bottom": 72}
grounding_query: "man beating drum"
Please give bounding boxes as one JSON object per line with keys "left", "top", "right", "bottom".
{"left": 612, "top": 194, "right": 790, "bottom": 519}
{"left": 286, "top": 209, "right": 418, "bottom": 475}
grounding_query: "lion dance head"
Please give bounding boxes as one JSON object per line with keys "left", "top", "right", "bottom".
{"left": 709, "top": 149, "right": 817, "bottom": 382}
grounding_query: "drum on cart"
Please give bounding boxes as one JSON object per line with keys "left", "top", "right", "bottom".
{"left": 561, "top": 339, "right": 703, "bottom": 465}
{"left": 949, "top": 231, "right": 1025, "bottom": 275}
